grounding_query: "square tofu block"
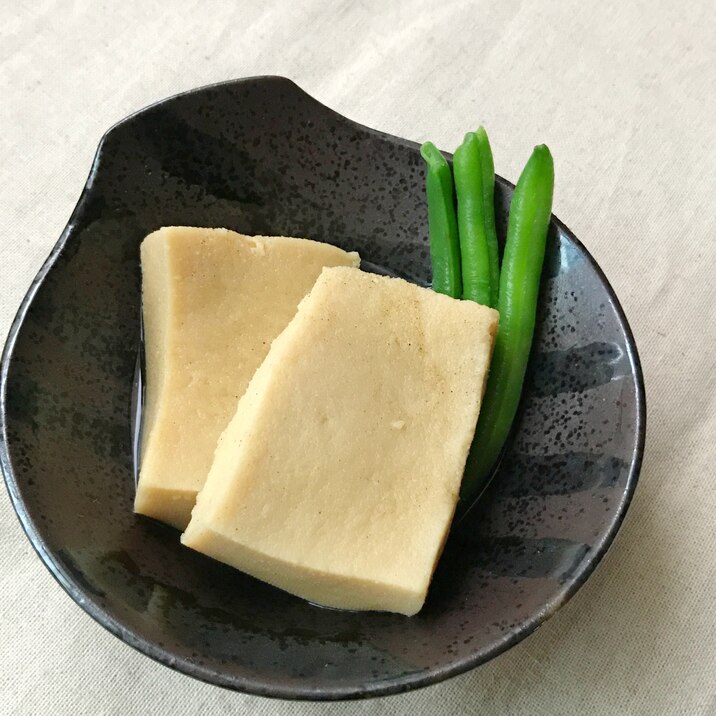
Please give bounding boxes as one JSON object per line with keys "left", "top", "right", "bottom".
{"left": 182, "top": 267, "right": 498, "bottom": 615}
{"left": 135, "top": 227, "right": 359, "bottom": 529}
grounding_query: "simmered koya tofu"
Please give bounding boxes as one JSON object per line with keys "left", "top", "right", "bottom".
{"left": 135, "top": 227, "right": 359, "bottom": 529}
{"left": 183, "top": 267, "right": 498, "bottom": 615}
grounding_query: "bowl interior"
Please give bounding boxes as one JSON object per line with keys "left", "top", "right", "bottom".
{"left": 0, "top": 77, "right": 643, "bottom": 700}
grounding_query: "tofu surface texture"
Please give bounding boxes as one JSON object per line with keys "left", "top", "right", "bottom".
{"left": 182, "top": 266, "right": 499, "bottom": 615}
{"left": 134, "top": 227, "right": 360, "bottom": 529}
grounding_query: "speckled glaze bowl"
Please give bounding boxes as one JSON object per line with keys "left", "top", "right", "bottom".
{"left": 0, "top": 77, "right": 645, "bottom": 700}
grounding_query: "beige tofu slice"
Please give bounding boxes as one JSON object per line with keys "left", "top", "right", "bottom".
{"left": 135, "top": 227, "right": 360, "bottom": 529}
{"left": 182, "top": 266, "right": 498, "bottom": 615}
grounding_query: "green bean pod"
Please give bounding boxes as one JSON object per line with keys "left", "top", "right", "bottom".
{"left": 475, "top": 127, "right": 500, "bottom": 308}
{"left": 460, "top": 144, "right": 554, "bottom": 502}
{"left": 453, "top": 132, "right": 492, "bottom": 306}
{"left": 420, "top": 142, "right": 462, "bottom": 298}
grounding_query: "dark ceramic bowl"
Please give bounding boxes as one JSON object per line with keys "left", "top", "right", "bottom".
{"left": 0, "top": 77, "right": 645, "bottom": 700}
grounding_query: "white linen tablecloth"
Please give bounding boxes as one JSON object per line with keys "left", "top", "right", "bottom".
{"left": 1, "top": 1, "right": 714, "bottom": 714}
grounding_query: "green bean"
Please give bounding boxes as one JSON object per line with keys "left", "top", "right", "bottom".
{"left": 454, "top": 132, "right": 493, "bottom": 306}
{"left": 420, "top": 142, "right": 462, "bottom": 298}
{"left": 461, "top": 144, "right": 554, "bottom": 502}
{"left": 475, "top": 127, "right": 500, "bottom": 308}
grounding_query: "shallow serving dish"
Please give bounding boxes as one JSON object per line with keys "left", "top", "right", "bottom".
{"left": 0, "top": 76, "right": 645, "bottom": 700}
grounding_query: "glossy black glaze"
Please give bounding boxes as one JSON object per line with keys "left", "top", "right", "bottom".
{"left": 0, "top": 77, "right": 645, "bottom": 700}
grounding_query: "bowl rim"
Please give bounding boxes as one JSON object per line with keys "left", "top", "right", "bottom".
{"left": 0, "top": 75, "right": 646, "bottom": 701}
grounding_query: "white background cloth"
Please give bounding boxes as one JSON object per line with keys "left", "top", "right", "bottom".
{"left": 1, "top": 1, "right": 714, "bottom": 714}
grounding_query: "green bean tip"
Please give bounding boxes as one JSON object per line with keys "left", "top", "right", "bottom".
{"left": 420, "top": 141, "right": 445, "bottom": 166}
